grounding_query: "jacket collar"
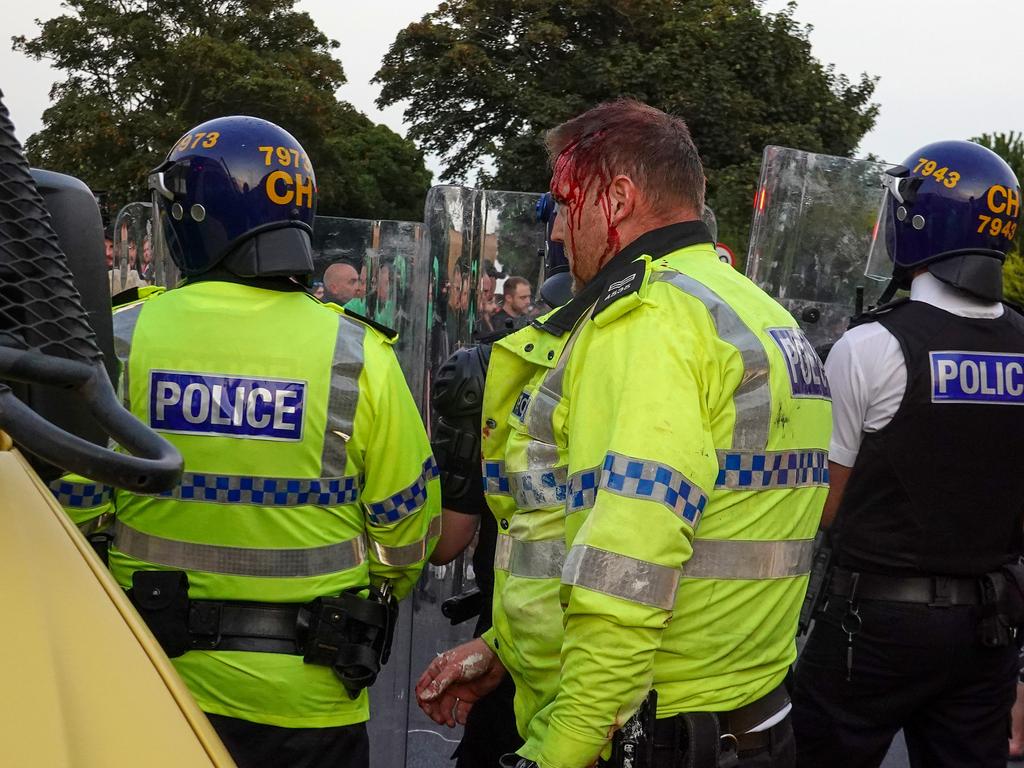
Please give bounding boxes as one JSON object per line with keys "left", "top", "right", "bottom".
{"left": 533, "top": 220, "right": 713, "bottom": 335}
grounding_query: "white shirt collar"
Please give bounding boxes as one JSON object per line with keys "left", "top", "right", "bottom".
{"left": 909, "top": 271, "right": 1003, "bottom": 319}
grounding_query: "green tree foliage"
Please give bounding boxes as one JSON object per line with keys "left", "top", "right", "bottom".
{"left": 973, "top": 132, "right": 1024, "bottom": 303}
{"left": 375, "top": 0, "right": 878, "bottom": 260}
{"left": 14, "top": 0, "right": 431, "bottom": 220}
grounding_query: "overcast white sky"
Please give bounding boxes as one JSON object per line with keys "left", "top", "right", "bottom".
{"left": 2, "top": 0, "right": 1022, "bottom": 178}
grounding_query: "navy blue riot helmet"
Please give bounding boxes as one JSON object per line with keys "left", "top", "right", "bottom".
{"left": 867, "top": 140, "right": 1020, "bottom": 301}
{"left": 148, "top": 116, "right": 317, "bottom": 279}
{"left": 536, "top": 192, "right": 574, "bottom": 307}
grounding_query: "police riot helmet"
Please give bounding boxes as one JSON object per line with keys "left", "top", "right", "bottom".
{"left": 148, "top": 116, "right": 317, "bottom": 279}
{"left": 535, "top": 192, "right": 573, "bottom": 308}
{"left": 866, "top": 140, "right": 1020, "bottom": 301}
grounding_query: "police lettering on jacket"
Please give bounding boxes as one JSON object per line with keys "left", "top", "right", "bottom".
{"left": 150, "top": 371, "right": 305, "bottom": 440}
{"left": 768, "top": 327, "right": 831, "bottom": 399}
{"left": 930, "top": 351, "right": 1024, "bottom": 404}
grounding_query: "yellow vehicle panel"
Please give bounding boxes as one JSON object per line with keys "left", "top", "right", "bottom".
{"left": 0, "top": 443, "right": 234, "bottom": 767}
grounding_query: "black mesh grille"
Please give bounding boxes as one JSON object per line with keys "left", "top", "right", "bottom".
{"left": 0, "top": 90, "right": 101, "bottom": 364}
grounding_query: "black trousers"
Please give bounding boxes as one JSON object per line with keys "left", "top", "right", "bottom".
{"left": 791, "top": 599, "right": 1018, "bottom": 768}
{"left": 453, "top": 673, "right": 524, "bottom": 767}
{"left": 206, "top": 713, "right": 369, "bottom": 768}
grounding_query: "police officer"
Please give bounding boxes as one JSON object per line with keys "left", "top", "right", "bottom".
{"left": 51, "top": 116, "right": 440, "bottom": 767}
{"left": 791, "top": 141, "right": 1024, "bottom": 768}
{"left": 418, "top": 99, "right": 831, "bottom": 768}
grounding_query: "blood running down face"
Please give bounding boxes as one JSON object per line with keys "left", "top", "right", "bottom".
{"left": 545, "top": 99, "right": 707, "bottom": 287}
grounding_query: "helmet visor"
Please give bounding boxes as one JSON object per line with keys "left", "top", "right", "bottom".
{"left": 148, "top": 173, "right": 182, "bottom": 284}
{"left": 865, "top": 189, "right": 895, "bottom": 282}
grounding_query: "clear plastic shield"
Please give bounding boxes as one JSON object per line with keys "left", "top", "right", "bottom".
{"left": 403, "top": 186, "right": 547, "bottom": 764}
{"left": 310, "top": 216, "right": 431, "bottom": 768}
{"left": 112, "top": 202, "right": 182, "bottom": 296}
{"left": 745, "top": 146, "right": 890, "bottom": 349}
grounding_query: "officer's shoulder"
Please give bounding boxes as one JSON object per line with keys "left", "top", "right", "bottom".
{"left": 111, "top": 284, "right": 166, "bottom": 310}
{"left": 847, "top": 297, "right": 912, "bottom": 329}
{"left": 321, "top": 301, "right": 399, "bottom": 345}
{"left": 590, "top": 259, "right": 649, "bottom": 327}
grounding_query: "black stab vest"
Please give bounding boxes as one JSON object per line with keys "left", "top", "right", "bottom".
{"left": 835, "top": 300, "right": 1024, "bottom": 577}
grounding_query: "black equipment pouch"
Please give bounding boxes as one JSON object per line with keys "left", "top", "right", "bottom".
{"left": 979, "top": 570, "right": 1014, "bottom": 647}
{"left": 441, "top": 588, "right": 483, "bottom": 625}
{"left": 978, "top": 560, "right": 1024, "bottom": 648}
{"left": 127, "top": 570, "right": 191, "bottom": 658}
{"left": 609, "top": 689, "right": 657, "bottom": 768}
{"left": 86, "top": 531, "right": 113, "bottom": 566}
{"left": 798, "top": 531, "right": 832, "bottom": 636}
{"left": 297, "top": 581, "right": 398, "bottom": 698}
{"left": 1001, "top": 561, "right": 1024, "bottom": 624}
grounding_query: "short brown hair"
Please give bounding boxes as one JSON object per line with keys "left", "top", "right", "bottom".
{"left": 545, "top": 99, "right": 705, "bottom": 215}
{"left": 503, "top": 276, "right": 530, "bottom": 298}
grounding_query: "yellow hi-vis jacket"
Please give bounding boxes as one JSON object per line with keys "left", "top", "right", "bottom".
{"left": 484, "top": 222, "right": 832, "bottom": 768}
{"left": 50, "top": 280, "right": 440, "bottom": 728}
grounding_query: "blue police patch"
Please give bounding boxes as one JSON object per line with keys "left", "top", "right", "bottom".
{"left": 768, "top": 327, "right": 830, "bottom": 399}
{"left": 512, "top": 390, "right": 531, "bottom": 423}
{"left": 150, "top": 371, "right": 306, "bottom": 440}
{"left": 930, "top": 351, "right": 1024, "bottom": 405}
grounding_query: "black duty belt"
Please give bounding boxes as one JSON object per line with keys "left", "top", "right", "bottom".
{"left": 187, "top": 600, "right": 303, "bottom": 654}
{"left": 653, "top": 683, "right": 790, "bottom": 755}
{"left": 829, "top": 569, "right": 981, "bottom": 606}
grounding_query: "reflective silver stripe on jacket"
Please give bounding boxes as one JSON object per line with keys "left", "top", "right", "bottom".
{"left": 321, "top": 315, "right": 366, "bottom": 478}
{"left": 507, "top": 465, "right": 568, "bottom": 510}
{"left": 158, "top": 472, "right": 359, "bottom": 506}
{"left": 113, "top": 520, "right": 367, "bottom": 578}
{"left": 653, "top": 271, "right": 771, "bottom": 451}
{"left": 493, "top": 535, "right": 566, "bottom": 580}
{"left": 683, "top": 538, "right": 815, "bottom": 580}
{"left": 563, "top": 544, "right": 680, "bottom": 610}
{"left": 715, "top": 449, "right": 829, "bottom": 490}
{"left": 370, "top": 514, "right": 443, "bottom": 567}
{"left": 78, "top": 512, "right": 115, "bottom": 536}
{"left": 524, "top": 318, "right": 588, "bottom": 446}
{"left": 112, "top": 302, "right": 145, "bottom": 408}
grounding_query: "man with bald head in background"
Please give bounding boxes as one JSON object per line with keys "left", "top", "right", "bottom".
{"left": 323, "top": 261, "right": 360, "bottom": 305}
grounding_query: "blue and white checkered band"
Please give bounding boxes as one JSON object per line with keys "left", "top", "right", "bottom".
{"left": 160, "top": 473, "right": 359, "bottom": 506}
{"left": 483, "top": 460, "right": 511, "bottom": 495}
{"left": 768, "top": 327, "right": 830, "bottom": 399}
{"left": 367, "top": 457, "right": 439, "bottom": 525}
{"left": 566, "top": 466, "right": 600, "bottom": 515}
{"left": 565, "top": 454, "right": 708, "bottom": 527}
{"left": 507, "top": 466, "right": 567, "bottom": 510}
{"left": 149, "top": 371, "right": 306, "bottom": 441}
{"left": 715, "top": 449, "right": 829, "bottom": 490}
{"left": 601, "top": 452, "right": 707, "bottom": 526}
{"left": 49, "top": 480, "right": 114, "bottom": 508}
{"left": 930, "top": 351, "right": 1024, "bottom": 405}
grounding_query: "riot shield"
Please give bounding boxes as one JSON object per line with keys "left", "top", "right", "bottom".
{"left": 405, "top": 186, "right": 547, "bottom": 766}
{"left": 745, "top": 146, "right": 890, "bottom": 350}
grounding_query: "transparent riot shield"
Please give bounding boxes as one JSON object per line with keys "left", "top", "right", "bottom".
{"left": 311, "top": 216, "right": 432, "bottom": 768}
{"left": 403, "top": 186, "right": 547, "bottom": 766}
{"left": 745, "top": 146, "right": 890, "bottom": 350}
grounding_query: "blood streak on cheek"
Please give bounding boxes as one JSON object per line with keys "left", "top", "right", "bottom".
{"left": 552, "top": 143, "right": 617, "bottom": 265}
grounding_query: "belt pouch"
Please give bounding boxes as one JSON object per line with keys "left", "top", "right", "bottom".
{"left": 1002, "top": 561, "right": 1024, "bottom": 624}
{"left": 978, "top": 571, "right": 1013, "bottom": 647}
{"left": 128, "top": 570, "right": 191, "bottom": 657}
{"left": 298, "top": 591, "right": 389, "bottom": 698}
{"left": 681, "top": 712, "right": 722, "bottom": 768}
